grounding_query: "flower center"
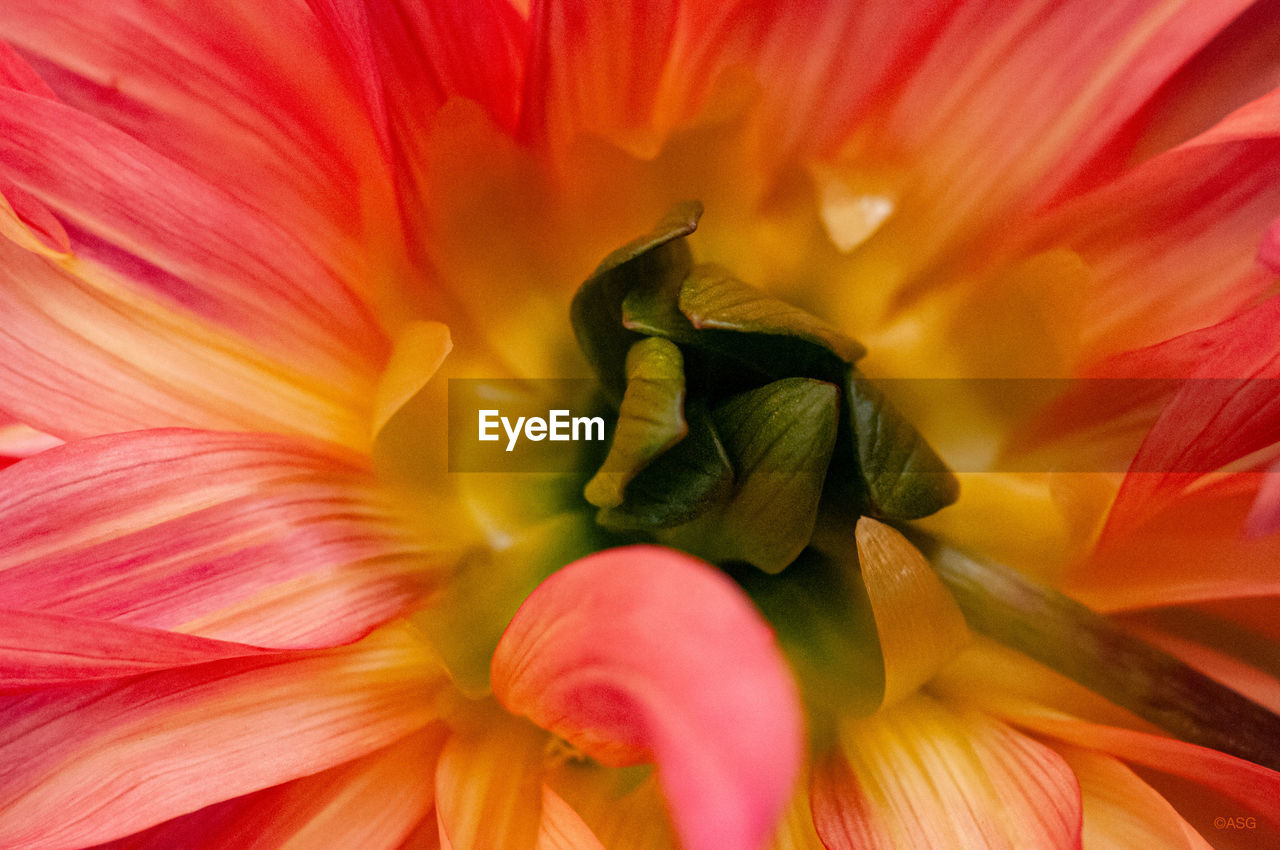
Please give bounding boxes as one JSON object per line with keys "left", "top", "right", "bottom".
{"left": 570, "top": 201, "right": 957, "bottom": 572}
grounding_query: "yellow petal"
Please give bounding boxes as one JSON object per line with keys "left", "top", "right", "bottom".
{"left": 855, "top": 517, "right": 969, "bottom": 709}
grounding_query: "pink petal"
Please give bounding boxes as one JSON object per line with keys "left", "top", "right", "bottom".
{"left": 0, "top": 610, "right": 264, "bottom": 691}
{"left": 93, "top": 728, "right": 444, "bottom": 850}
{"left": 0, "top": 419, "right": 60, "bottom": 469}
{"left": 0, "top": 626, "right": 444, "bottom": 849}
{"left": 0, "top": 237, "right": 372, "bottom": 446}
{"left": 812, "top": 694, "right": 1082, "bottom": 849}
{"left": 0, "top": 429, "right": 437, "bottom": 648}
{"left": 0, "top": 84, "right": 389, "bottom": 388}
{"left": 0, "top": 173, "right": 67, "bottom": 257}
{"left": 0, "top": 1, "right": 401, "bottom": 318}
{"left": 1260, "top": 215, "right": 1280, "bottom": 274}
{"left": 492, "top": 545, "right": 804, "bottom": 850}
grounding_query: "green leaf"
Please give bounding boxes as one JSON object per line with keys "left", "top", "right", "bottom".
{"left": 678, "top": 264, "right": 866, "bottom": 366}
{"left": 570, "top": 202, "right": 702, "bottom": 397}
{"left": 845, "top": 368, "right": 959, "bottom": 520}
{"left": 585, "top": 337, "right": 688, "bottom": 509}
{"left": 595, "top": 404, "right": 734, "bottom": 530}
{"left": 661, "top": 378, "right": 839, "bottom": 573}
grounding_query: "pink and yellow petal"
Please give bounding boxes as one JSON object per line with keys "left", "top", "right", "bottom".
{"left": 0, "top": 0, "right": 401, "bottom": 310}
{"left": 0, "top": 82, "right": 389, "bottom": 386}
{"left": 0, "top": 429, "right": 439, "bottom": 648}
{"left": 0, "top": 610, "right": 265, "bottom": 691}
{"left": 94, "top": 728, "right": 444, "bottom": 850}
{"left": 0, "top": 625, "right": 445, "bottom": 849}
{"left": 492, "top": 545, "right": 804, "bottom": 850}
{"left": 0, "top": 237, "right": 374, "bottom": 447}
{"left": 812, "top": 694, "right": 1082, "bottom": 849}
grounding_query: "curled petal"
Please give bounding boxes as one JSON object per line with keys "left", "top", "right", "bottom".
{"left": 492, "top": 545, "right": 803, "bottom": 850}
{"left": 0, "top": 429, "right": 438, "bottom": 648}
{"left": 371, "top": 321, "right": 452, "bottom": 440}
{"left": 0, "top": 626, "right": 444, "bottom": 849}
{"left": 812, "top": 694, "right": 1082, "bottom": 850}
{"left": 855, "top": 517, "right": 969, "bottom": 709}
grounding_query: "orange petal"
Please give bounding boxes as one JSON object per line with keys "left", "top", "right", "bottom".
{"left": 0, "top": 625, "right": 444, "bottom": 849}
{"left": 1069, "top": 474, "right": 1280, "bottom": 610}
{"left": 536, "top": 785, "right": 606, "bottom": 850}
{"left": 988, "top": 704, "right": 1280, "bottom": 831}
{"left": 855, "top": 517, "right": 970, "bottom": 709}
{"left": 0, "top": 429, "right": 437, "bottom": 648}
{"left": 434, "top": 718, "right": 545, "bottom": 850}
{"left": 1054, "top": 744, "right": 1213, "bottom": 850}
{"left": 492, "top": 545, "right": 804, "bottom": 850}
{"left": 96, "top": 728, "right": 444, "bottom": 850}
{"left": 371, "top": 321, "right": 452, "bottom": 441}
{"left": 1246, "top": 458, "right": 1280, "bottom": 538}
{"left": 812, "top": 694, "right": 1082, "bottom": 849}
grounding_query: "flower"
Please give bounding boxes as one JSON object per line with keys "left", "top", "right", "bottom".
{"left": 1, "top": 1, "right": 1280, "bottom": 848}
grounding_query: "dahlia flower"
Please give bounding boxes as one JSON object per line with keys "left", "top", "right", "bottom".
{"left": 1, "top": 1, "right": 1279, "bottom": 848}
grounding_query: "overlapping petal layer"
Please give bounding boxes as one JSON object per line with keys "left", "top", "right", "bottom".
{"left": 0, "top": 625, "right": 444, "bottom": 849}
{"left": 493, "top": 546, "right": 803, "bottom": 850}
{"left": 0, "top": 429, "right": 439, "bottom": 648}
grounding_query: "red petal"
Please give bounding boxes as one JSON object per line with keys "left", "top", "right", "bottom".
{"left": 492, "top": 545, "right": 803, "bottom": 850}
{"left": 1095, "top": 294, "right": 1280, "bottom": 545}
{"left": 0, "top": 429, "right": 436, "bottom": 648}
{"left": 0, "top": 626, "right": 444, "bottom": 849}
